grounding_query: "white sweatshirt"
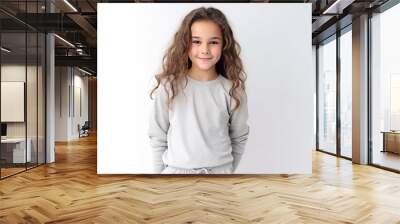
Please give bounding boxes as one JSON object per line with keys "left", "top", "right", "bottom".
{"left": 148, "top": 75, "right": 250, "bottom": 173}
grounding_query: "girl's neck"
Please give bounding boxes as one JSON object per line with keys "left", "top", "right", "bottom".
{"left": 188, "top": 67, "right": 218, "bottom": 81}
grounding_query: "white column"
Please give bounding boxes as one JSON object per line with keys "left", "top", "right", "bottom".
{"left": 46, "top": 1, "right": 55, "bottom": 163}
{"left": 352, "top": 14, "right": 369, "bottom": 164}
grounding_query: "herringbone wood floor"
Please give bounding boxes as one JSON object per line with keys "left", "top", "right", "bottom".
{"left": 1, "top": 134, "right": 400, "bottom": 223}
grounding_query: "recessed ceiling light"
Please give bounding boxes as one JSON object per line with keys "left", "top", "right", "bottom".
{"left": 322, "top": 0, "right": 354, "bottom": 15}
{"left": 1, "top": 47, "right": 11, "bottom": 53}
{"left": 63, "top": 0, "right": 78, "bottom": 12}
{"left": 54, "top": 34, "right": 75, "bottom": 48}
{"left": 77, "top": 67, "right": 93, "bottom": 76}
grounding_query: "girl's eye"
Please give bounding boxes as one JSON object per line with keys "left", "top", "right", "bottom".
{"left": 192, "top": 40, "right": 201, "bottom": 44}
{"left": 210, "top": 41, "right": 219, "bottom": 45}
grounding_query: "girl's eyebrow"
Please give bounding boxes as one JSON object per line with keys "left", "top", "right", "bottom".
{"left": 192, "top": 36, "right": 222, "bottom": 40}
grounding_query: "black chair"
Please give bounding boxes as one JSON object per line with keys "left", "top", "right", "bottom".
{"left": 79, "top": 121, "right": 90, "bottom": 138}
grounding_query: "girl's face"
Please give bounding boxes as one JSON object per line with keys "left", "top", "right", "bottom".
{"left": 188, "top": 20, "right": 223, "bottom": 73}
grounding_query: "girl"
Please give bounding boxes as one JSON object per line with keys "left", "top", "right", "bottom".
{"left": 148, "top": 7, "right": 249, "bottom": 174}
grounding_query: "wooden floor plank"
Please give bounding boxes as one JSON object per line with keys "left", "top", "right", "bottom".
{"left": 0, "top": 134, "right": 400, "bottom": 223}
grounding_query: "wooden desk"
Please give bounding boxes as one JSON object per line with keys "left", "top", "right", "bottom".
{"left": 381, "top": 131, "right": 400, "bottom": 154}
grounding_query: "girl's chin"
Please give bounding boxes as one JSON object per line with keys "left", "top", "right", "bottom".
{"left": 193, "top": 63, "right": 215, "bottom": 71}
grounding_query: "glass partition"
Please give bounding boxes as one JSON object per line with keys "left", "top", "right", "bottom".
{"left": 27, "top": 31, "right": 38, "bottom": 169}
{"left": 0, "top": 1, "right": 46, "bottom": 179}
{"left": 317, "top": 36, "right": 337, "bottom": 155}
{"left": 1, "top": 31, "right": 28, "bottom": 177}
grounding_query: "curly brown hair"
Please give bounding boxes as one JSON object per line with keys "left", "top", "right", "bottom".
{"left": 150, "top": 6, "right": 246, "bottom": 110}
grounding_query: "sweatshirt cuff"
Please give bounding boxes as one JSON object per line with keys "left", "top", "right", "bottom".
{"left": 154, "top": 163, "right": 166, "bottom": 173}
{"left": 152, "top": 149, "right": 166, "bottom": 173}
{"left": 232, "top": 153, "right": 243, "bottom": 172}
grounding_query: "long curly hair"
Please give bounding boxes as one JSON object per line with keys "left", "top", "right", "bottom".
{"left": 150, "top": 7, "right": 246, "bottom": 110}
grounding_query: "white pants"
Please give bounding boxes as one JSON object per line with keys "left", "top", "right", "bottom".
{"left": 161, "top": 163, "right": 233, "bottom": 174}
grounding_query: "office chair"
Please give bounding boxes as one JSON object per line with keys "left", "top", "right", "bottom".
{"left": 79, "top": 121, "right": 90, "bottom": 138}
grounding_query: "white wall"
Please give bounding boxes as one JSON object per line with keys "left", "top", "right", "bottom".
{"left": 55, "top": 67, "right": 89, "bottom": 141}
{"left": 55, "top": 66, "right": 69, "bottom": 141}
{"left": 72, "top": 72, "right": 89, "bottom": 138}
{"left": 98, "top": 3, "right": 313, "bottom": 174}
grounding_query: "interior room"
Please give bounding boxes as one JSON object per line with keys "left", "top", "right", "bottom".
{"left": 0, "top": 0, "right": 399, "bottom": 223}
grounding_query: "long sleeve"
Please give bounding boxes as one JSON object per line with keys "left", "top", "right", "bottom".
{"left": 229, "top": 91, "right": 250, "bottom": 172}
{"left": 148, "top": 82, "right": 170, "bottom": 173}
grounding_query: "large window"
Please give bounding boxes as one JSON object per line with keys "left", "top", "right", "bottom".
{"left": 371, "top": 3, "right": 400, "bottom": 171}
{"left": 317, "top": 26, "right": 353, "bottom": 159}
{"left": 318, "top": 36, "right": 337, "bottom": 154}
{"left": 340, "top": 28, "right": 352, "bottom": 158}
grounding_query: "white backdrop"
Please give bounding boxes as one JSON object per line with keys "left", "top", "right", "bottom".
{"left": 98, "top": 3, "right": 313, "bottom": 174}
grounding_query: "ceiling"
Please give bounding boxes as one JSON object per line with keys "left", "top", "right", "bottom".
{"left": 0, "top": 0, "right": 394, "bottom": 75}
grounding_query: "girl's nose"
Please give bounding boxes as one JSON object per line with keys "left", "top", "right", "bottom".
{"left": 201, "top": 44, "right": 210, "bottom": 54}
